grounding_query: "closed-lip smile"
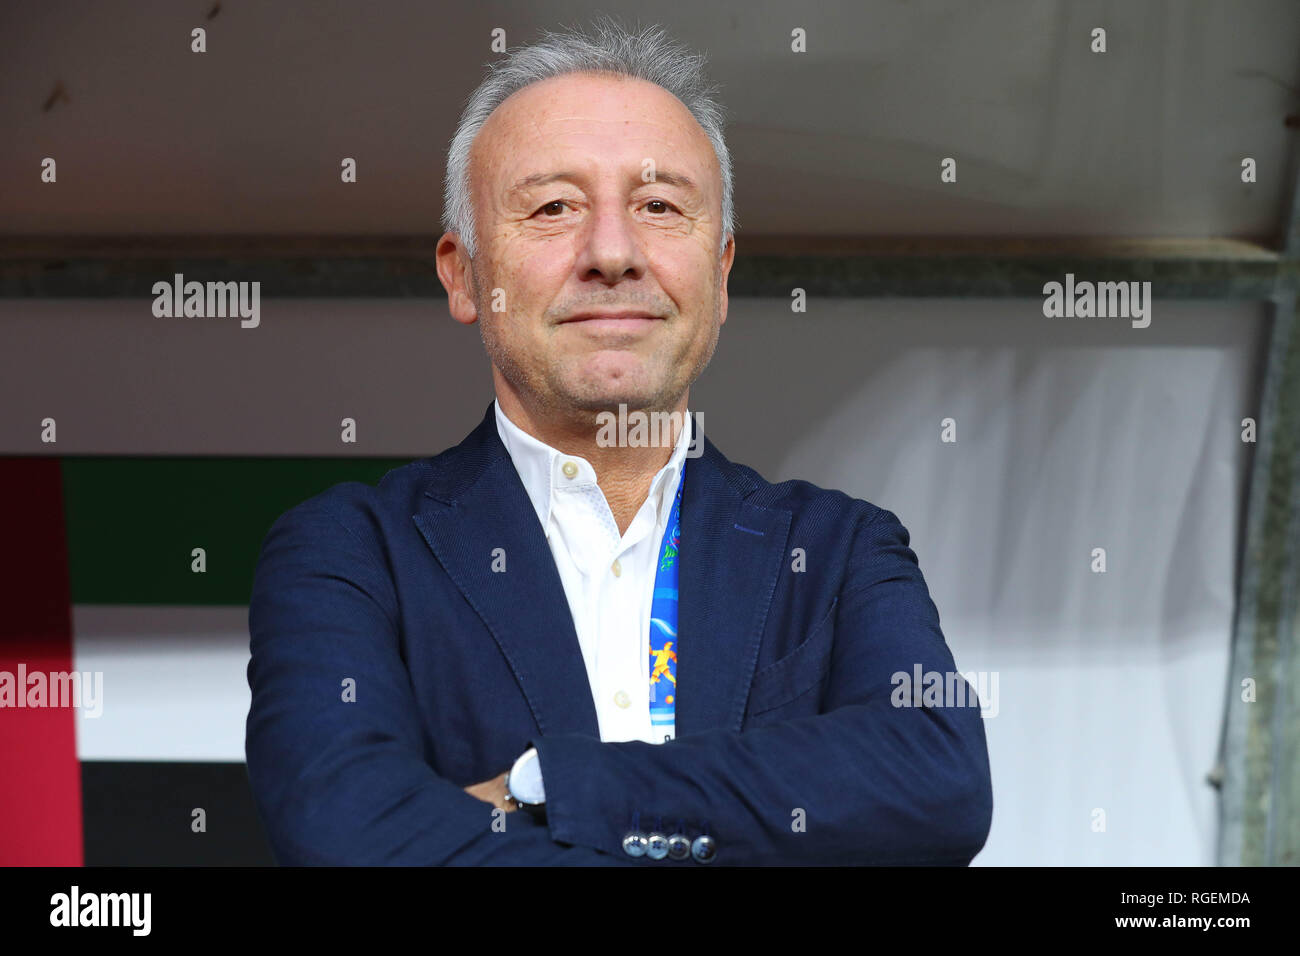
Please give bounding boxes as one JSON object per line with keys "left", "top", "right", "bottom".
{"left": 560, "top": 311, "right": 663, "bottom": 323}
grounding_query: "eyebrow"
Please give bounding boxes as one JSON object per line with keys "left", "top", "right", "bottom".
{"left": 508, "top": 169, "right": 700, "bottom": 194}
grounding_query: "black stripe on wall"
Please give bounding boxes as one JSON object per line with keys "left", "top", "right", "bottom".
{"left": 81, "top": 761, "right": 275, "bottom": 866}
{"left": 60, "top": 457, "right": 412, "bottom": 605}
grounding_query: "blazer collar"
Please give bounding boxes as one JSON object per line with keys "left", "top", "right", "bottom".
{"left": 412, "top": 402, "right": 791, "bottom": 740}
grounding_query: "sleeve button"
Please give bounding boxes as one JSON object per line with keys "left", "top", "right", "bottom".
{"left": 667, "top": 833, "right": 692, "bottom": 860}
{"left": 646, "top": 832, "right": 669, "bottom": 860}
{"left": 622, "top": 831, "right": 649, "bottom": 857}
{"left": 691, "top": 834, "right": 717, "bottom": 864}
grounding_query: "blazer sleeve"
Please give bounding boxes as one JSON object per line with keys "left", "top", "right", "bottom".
{"left": 530, "top": 506, "right": 994, "bottom": 865}
{"left": 244, "top": 499, "right": 631, "bottom": 866}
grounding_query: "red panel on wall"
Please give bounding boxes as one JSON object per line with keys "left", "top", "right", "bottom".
{"left": 0, "top": 458, "right": 83, "bottom": 865}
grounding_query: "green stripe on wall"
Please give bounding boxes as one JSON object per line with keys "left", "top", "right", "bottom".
{"left": 60, "top": 457, "right": 413, "bottom": 605}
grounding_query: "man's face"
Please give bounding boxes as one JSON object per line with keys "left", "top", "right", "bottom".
{"left": 440, "top": 71, "right": 734, "bottom": 419}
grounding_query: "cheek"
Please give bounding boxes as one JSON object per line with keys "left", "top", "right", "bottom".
{"left": 504, "top": 243, "right": 571, "bottom": 294}
{"left": 654, "top": 246, "right": 717, "bottom": 301}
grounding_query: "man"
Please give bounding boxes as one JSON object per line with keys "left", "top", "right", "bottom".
{"left": 245, "top": 18, "right": 993, "bottom": 866}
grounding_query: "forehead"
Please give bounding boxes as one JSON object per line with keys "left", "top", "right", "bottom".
{"left": 471, "top": 72, "right": 718, "bottom": 191}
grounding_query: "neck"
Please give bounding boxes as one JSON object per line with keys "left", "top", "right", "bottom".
{"left": 497, "top": 388, "right": 687, "bottom": 536}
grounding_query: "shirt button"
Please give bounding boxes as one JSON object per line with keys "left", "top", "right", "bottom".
{"left": 614, "top": 690, "right": 631, "bottom": 709}
{"left": 561, "top": 461, "right": 578, "bottom": 479}
{"left": 611, "top": 559, "right": 622, "bottom": 577}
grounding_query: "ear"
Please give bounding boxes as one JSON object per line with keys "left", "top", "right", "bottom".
{"left": 717, "top": 233, "right": 735, "bottom": 327}
{"left": 436, "top": 232, "right": 479, "bottom": 325}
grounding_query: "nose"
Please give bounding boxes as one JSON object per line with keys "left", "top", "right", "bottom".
{"left": 575, "top": 199, "right": 648, "bottom": 285}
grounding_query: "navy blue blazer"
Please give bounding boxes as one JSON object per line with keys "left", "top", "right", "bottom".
{"left": 245, "top": 402, "right": 993, "bottom": 865}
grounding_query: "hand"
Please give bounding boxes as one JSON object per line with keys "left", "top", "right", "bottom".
{"left": 464, "top": 771, "right": 515, "bottom": 811}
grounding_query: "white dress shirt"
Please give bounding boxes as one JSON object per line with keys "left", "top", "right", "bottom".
{"left": 494, "top": 399, "right": 691, "bottom": 745}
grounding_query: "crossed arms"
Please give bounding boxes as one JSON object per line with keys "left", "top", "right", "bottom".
{"left": 245, "top": 501, "right": 993, "bottom": 865}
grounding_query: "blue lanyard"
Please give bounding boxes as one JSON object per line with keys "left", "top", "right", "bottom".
{"left": 648, "top": 468, "right": 684, "bottom": 742}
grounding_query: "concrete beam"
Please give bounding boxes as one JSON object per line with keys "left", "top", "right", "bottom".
{"left": 0, "top": 235, "right": 1291, "bottom": 299}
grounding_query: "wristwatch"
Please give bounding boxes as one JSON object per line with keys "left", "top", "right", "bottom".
{"left": 503, "top": 746, "right": 547, "bottom": 821}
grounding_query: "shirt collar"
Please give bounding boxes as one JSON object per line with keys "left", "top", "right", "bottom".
{"left": 494, "top": 398, "right": 691, "bottom": 535}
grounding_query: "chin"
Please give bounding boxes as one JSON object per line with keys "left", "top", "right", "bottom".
{"left": 558, "top": 373, "right": 659, "bottom": 411}
{"left": 566, "top": 391, "right": 655, "bottom": 413}
{"left": 573, "top": 377, "right": 676, "bottom": 411}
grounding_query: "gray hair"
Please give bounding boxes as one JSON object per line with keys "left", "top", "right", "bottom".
{"left": 442, "top": 16, "right": 736, "bottom": 260}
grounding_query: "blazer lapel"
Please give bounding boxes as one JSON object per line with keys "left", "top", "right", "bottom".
{"left": 675, "top": 432, "right": 791, "bottom": 736}
{"left": 411, "top": 402, "right": 792, "bottom": 742}
{"left": 412, "top": 403, "right": 601, "bottom": 738}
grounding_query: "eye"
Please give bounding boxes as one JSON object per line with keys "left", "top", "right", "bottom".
{"left": 644, "top": 199, "right": 677, "bottom": 215}
{"left": 536, "top": 200, "right": 569, "bottom": 217}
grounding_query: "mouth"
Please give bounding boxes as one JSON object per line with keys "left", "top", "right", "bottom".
{"left": 558, "top": 312, "right": 665, "bottom": 334}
